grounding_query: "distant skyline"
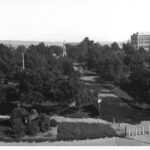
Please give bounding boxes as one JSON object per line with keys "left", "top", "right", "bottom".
{"left": 0, "top": 0, "right": 150, "bottom": 42}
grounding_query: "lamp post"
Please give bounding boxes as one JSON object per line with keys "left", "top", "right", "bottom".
{"left": 98, "top": 93, "right": 102, "bottom": 118}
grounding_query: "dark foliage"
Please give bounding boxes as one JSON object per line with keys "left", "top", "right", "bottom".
{"left": 10, "top": 107, "right": 28, "bottom": 137}
{"left": 57, "top": 122, "right": 116, "bottom": 141}
{"left": 50, "top": 119, "right": 57, "bottom": 127}
{"left": 0, "top": 38, "right": 150, "bottom": 106}
{"left": 39, "top": 113, "right": 50, "bottom": 132}
{"left": 10, "top": 107, "right": 29, "bottom": 124}
{"left": 11, "top": 118, "right": 27, "bottom": 138}
{"left": 28, "top": 119, "right": 40, "bottom": 136}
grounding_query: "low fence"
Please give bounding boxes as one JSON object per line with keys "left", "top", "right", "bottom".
{"left": 112, "top": 121, "right": 150, "bottom": 137}
{"left": 126, "top": 126, "right": 150, "bottom": 137}
{"left": 110, "top": 117, "right": 150, "bottom": 137}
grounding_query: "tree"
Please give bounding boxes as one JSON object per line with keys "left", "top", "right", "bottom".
{"left": 111, "top": 42, "right": 120, "bottom": 51}
{"left": 128, "top": 68, "right": 150, "bottom": 104}
{"left": 51, "top": 75, "right": 80, "bottom": 104}
{"left": 66, "top": 37, "right": 94, "bottom": 62}
{"left": 25, "top": 50, "right": 48, "bottom": 70}
{"left": 122, "top": 43, "right": 136, "bottom": 67}
{"left": 0, "top": 85, "right": 7, "bottom": 104}
{"left": 75, "top": 87, "right": 95, "bottom": 113}
{"left": 17, "top": 69, "right": 45, "bottom": 111}
{"left": 55, "top": 57, "right": 74, "bottom": 76}
{"left": 66, "top": 44, "right": 83, "bottom": 61}
{"left": 96, "top": 52, "right": 124, "bottom": 84}
{"left": 139, "top": 47, "right": 145, "bottom": 53}
{"left": 0, "top": 70, "right": 5, "bottom": 81}
{"left": 86, "top": 43, "right": 101, "bottom": 69}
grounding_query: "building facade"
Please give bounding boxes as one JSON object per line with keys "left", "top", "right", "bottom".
{"left": 131, "top": 32, "right": 150, "bottom": 51}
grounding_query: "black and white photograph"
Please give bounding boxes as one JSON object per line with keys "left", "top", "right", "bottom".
{"left": 0, "top": 0, "right": 150, "bottom": 147}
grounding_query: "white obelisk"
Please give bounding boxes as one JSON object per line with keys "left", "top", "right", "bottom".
{"left": 62, "top": 42, "right": 67, "bottom": 57}
{"left": 22, "top": 52, "right": 25, "bottom": 70}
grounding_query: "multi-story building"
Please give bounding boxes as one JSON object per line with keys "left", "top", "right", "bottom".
{"left": 131, "top": 32, "right": 150, "bottom": 51}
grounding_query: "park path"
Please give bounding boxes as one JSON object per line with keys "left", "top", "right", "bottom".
{"left": 0, "top": 136, "right": 150, "bottom": 146}
{"left": 0, "top": 115, "right": 10, "bottom": 119}
{"left": 115, "top": 135, "right": 150, "bottom": 146}
{"left": 0, "top": 137, "right": 117, "bottom": 146}
{"left": 51, "top": 115, "right": 109, "bottom": 124}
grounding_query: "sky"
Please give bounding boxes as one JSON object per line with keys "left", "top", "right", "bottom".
{"left": 0, "top": 0, "right": 150, "bottom": 42}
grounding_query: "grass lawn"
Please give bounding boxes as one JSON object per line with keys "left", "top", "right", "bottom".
{"left": 59, "top": 104, "right": 99, "bottom": 118}
{"left": 100, "top": 97, "right": 150, "bottom": 124}
{"left": 57, "top": 122, "right": 117, "bottom": 141}
{"left": 111, "top": 87, "right": 133, "bottom": 101}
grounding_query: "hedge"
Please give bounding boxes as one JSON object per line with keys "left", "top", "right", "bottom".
{"left": 57, "top": 122, "right": 117, "bottom": 141}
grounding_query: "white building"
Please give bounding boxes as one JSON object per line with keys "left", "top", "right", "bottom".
{"left": 131, "top": 32, "right": 150, "bottom": 51}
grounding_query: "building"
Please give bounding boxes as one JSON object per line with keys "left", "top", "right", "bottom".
{"left": 131, "top": 32, "right": 150, "bottom": 51}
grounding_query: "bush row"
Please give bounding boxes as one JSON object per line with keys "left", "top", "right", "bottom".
{"left": 57, "top": 122, "right": 117, "bottom": 141}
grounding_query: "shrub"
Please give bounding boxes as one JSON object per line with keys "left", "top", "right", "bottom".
{"left": 39, "top": 113, "right": 50, "bottom": 132}
{"left": 10, "top": 107, "right": 28, "bottom": 137}
{"left": 28, "top": 119, "right": 40, "bottom": 136}
{"left": 11, "top": 118, "right": 27, "bottom": 138}
{"left": 50, "top": 119, "right": 57, "bottom": 127}
{"left": 10, "top": 107, "right": 29, "bottom": 124}
{"left": 57, "top": 122, "right": 117, "bottom": 141}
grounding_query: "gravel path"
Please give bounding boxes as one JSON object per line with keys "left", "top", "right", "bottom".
{"left": 116, "top": 135, "right": 150, "bottom": 146}
{"left": 0, "top": 137, "right": 116, "bottom": 146}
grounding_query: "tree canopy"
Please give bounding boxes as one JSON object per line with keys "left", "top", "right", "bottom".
{"left": 0, "top": 38, "right": 150, "bottom": 106}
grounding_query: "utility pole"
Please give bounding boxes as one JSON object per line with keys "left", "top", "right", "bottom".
{"left": 22, "top": 52, "right": 25, "bottom": 70}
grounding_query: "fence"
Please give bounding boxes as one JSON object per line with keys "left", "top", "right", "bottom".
{"left": 127, "top": 126, "right": 150, "bottom": 137}
{"left": 111, "top": 117, "right": 150, "bottom": 137}
{"left": 112, "top": 122, "right": 150, "bottom": 137}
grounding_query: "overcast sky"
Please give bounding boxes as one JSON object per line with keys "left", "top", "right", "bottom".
{"left": 0, "top": 0, "right": 150, "bottom": 42}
